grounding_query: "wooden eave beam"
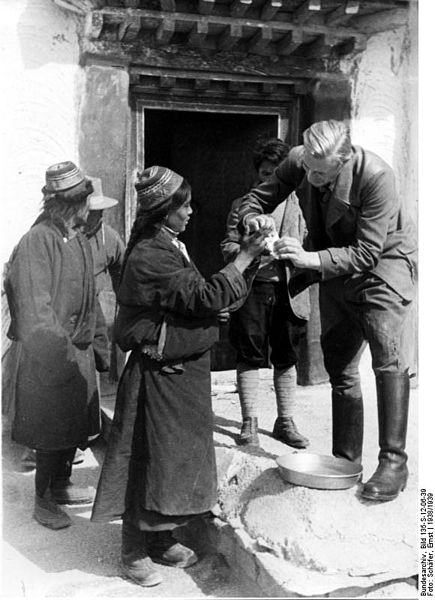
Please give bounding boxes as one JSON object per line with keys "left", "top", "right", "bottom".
{"left": 155, "top": 20, "right": 175, "bottom": 44}
{"left": 292, "top": 0, "right": 322, "bottom": 25}
{"left": 336, "top": 36, "right": 367, "bottom": 56}
{"left": 261, "top": 0, "right": 283, "bottom": 21}
{"left": 248, "top": 26, "right": 273, "bottom": 53}
{"left": 188, "top": 21, "right": 209, "bottom": 46}
{"left": 261, "top": 82, "right": 277, "bottom": 94}
{"left": 351, "top": 7, "right": 409, "bottom": 33}
{"left": 199, "top": 0, "right": 215, "bottom": 15}
{"left": 93, "top": 8, "right": 366, "bottom": 42}
{"left": 230, "top": 0, "right": 253, "bottom": 18}
{"left": 276, "top": 29, "right": 304, "bottom": 55}
{"left": 218, "top": 23, "right": 243, "bottom": 50}
{"left": 195, "top": 79, "right": 210, "bottom": 90}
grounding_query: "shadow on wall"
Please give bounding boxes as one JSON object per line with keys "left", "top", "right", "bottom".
{"left": 17, "top": 0, "right": 80, "bottom": 68}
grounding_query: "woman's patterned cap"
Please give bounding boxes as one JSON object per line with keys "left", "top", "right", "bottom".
{"left": 135, "top": 166, "right": 183, "bottom": 211}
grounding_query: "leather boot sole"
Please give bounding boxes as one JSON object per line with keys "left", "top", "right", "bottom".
{"left": 272, "top": 431, "right": 309, "bottom": 449}
{"left": 360, "top": 481, "right": 407, "bottom": 502}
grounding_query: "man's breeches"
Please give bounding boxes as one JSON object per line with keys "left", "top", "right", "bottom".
{"left": 319, "top": 274, "right": 414, "bottom": 391}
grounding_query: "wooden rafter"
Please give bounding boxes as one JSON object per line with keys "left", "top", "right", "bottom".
{"left": 118, "top": 17, "right": 141, "bottom": 42}
{"left": 261, "top": 0, "right": 283, "bottom": 21}
{"left": 84, "top": 11, "right": 104, "bottom": 40}
{"left": 292, "top": 0, "right": 322, "bottom": 25}
{"left": 326, "top": 1, "right": 360, "bottom": 26}
{"left": 276, "top": 29, "right": 304, "bottom": 55}
{"left": 199, "top": 0, "right": 215, "bottom": 15}
{"left": 94, "top": 7, "right": 366, "bottom": 41}
{"left": 230, "top": 0, "right": 253, "bottom": 18}
{"left": 188, "top": 21, "right": 209, "bottom": 46}
{"left": 302, "top": 33, "right": 341, "bottom": 58}
{"left": 351, "top": 7, "right": 409, "bottom": 32}
{"left": 248, "top": 27, "right": 274, "bottom": 53}
{"left": 218, "top": 23, "right": 243, "bottom": 50}
{"left": 155, "top": 20, "right": 175, "bottom": 45}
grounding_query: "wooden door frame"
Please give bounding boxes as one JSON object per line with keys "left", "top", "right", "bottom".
{"left": 125, "top": 95, "right": 300, "bottom": 238}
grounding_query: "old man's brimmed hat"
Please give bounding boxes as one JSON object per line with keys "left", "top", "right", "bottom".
{"left": 135, "top": 166, "right": 183, "bottom": 211}
{"left": 43, "top": 161, "right": 92, "bottom": 198}
{"left": 88, "top": 177, "right": 119, "bottom": 210}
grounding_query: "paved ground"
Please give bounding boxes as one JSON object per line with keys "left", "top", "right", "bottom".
{"left": 2, "top": 349, "right": 421, "bottom": 598}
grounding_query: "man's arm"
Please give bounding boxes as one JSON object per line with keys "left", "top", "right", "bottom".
{"left": 238, "top": 147, "right": 302, "bottom": 234}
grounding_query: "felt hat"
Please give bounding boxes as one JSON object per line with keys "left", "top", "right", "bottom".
{"left": 88, "top": 177, "right": 119, "bottom": 210}
{"left": 44, "top": 161, "right": 87, "bottom": 192}
{"left": 135, "top": 166, "right": 183, "bottom": 211}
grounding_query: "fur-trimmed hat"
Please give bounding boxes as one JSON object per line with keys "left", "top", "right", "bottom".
{"left": 135, "top": 166, "right": 184, "bottom": 211}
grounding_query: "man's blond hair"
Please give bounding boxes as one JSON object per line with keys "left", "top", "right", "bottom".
{"left": 303, "top": 120, "right": 352, "bottom": 163}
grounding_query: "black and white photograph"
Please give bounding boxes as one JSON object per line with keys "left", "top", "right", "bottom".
{"left": 1, "top": 0, "right": 430, "bottom": 598}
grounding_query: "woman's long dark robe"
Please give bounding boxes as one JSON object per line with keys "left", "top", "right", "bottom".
{"left": 91, "top": 228, "right": 249, "bottom": 524}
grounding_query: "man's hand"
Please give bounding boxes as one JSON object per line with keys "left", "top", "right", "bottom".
{"left": 244, "top": 215, "right": 276, "bottom": 236}
{"left": 274, "top": 236, "right": 321, "bottom": 270}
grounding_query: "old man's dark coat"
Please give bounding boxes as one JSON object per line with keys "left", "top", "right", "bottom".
{"left": 5, "top": 221, "right": 108, "bottom": 451}
{"left": 91, "top": 228, "right": 249, "bottom": 522}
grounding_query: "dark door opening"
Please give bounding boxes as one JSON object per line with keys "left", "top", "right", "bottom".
{"left": 144, "top": 108, "right": 278, "bottom": 369}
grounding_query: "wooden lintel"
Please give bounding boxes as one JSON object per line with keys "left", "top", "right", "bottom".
{"left": 230, "top": 0, "right": 253, "bottom": 18}
{"left": 160, "top": 75, "right": 176, "bottom": 88}
{"left": 351, "top": 7, "right": 409, "bottom": 33}
{"left": 248, "top": 26, "right": 273, "bottom": 53}
{"left": 155, "top": 20, "right": 175, "bottom": 45}
{"left": 261, "top": 82, "right": 277, "bottom": 94}
{"left": 84, "top": 12, "right": 104, "bottom": 40}
{"left": 94, "top": 8, "right": 366, "bottom": 41}
{"left": 292, "top": 0, "right": 322, "bottom": 25}
{"left": 276, "top": 29, "right": 304, "bottom": 55}
{"left": 118, "top": 18, "right": 141, "bottom": 42}
{"left": 160, "top": 0, "right": 176, "bottom": 11}
{"left": 199, "top": 0, "right": 215, "bottom": 15}
{"left": 260, "top": 0, "right": 282, "bottom": 21}
{"left": 188, "top": 21, "right": 209, "bottom": 46}
{"left": 218, "top": 24, "right": 243, "bottom": 50}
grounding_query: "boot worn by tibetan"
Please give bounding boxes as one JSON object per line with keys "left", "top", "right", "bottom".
{"left": 272, "top": 417, "right": 309, "bottom": 449}
{"left": 121, "top": 520, "right": 162, "bottom": 587}
{"left": 361, "top": 371, "right": 410, "bottom": 502}
{"left": 236, "top": 416, "right": 259, "bottom": 446}
{"left": 147, "top": 530, "right": 198, "bottom": 568}
{"left": 33, "top": 494, "right": 72, "bottom": 529}
{"left": 50, "top": 478, "right": 96, "bottom": 505}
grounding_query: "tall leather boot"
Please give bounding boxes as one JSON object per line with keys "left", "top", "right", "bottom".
{"left": 332, "top": 390, "right": 364, "bottom": 463}
{"left": 361, "top": 371, "right": 409, "bottom": 502}
{"left": 121, "top": 518, "right": 162, "bottom": 587}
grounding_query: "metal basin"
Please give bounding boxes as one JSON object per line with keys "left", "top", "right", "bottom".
{"left": 276, "top": 453, "right": 362, "bottom": 490}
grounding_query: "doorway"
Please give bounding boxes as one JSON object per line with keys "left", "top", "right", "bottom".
{"left": 143, "top": 108, "right": 279, "bottom": 369}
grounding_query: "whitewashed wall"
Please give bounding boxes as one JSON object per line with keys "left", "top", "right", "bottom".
{"left": 345, "top": 7, "right": 418, "bottom": 218}
{"left": 0, "top": 0, "right": 82, "bottom": 265}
